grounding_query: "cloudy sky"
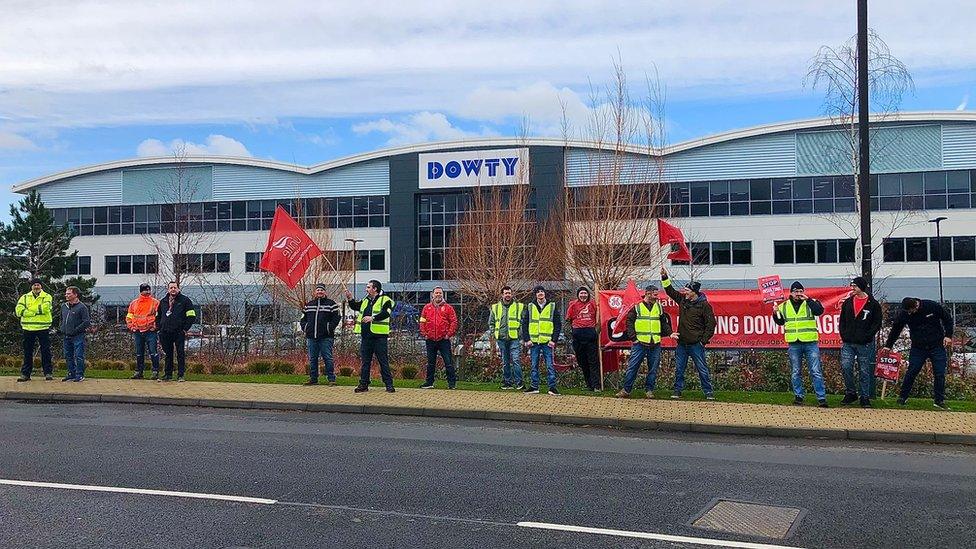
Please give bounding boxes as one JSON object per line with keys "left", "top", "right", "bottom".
{"left": 1, "top": 0, "right": 974, "bottom": 209}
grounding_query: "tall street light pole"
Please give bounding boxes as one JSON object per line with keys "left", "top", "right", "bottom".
{"left": 345, "top": 238, "right": 364, "bottom": 296}
{"left": 929, "top": 216, "right": 948, "bottom": 304}
{"left": 857, "top": 0, "right": 873, "bottom": 287}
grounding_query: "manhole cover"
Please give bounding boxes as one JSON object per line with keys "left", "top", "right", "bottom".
{"left": 689, "top": 499, "right": 806, "bottom": 539}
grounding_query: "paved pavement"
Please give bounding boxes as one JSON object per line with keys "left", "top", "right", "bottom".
{"left": 1, "top": 402, "right": 974, "bottom": 549}
{"left": 1, "top": 376, "right": 973, "bottom": 445}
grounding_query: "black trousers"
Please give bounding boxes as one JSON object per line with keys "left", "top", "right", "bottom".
{"left": 572, "top": 328, "right": 600, "bottom": 389}
{"left": 359, "top": 336, "right": 393, "bottom": 388}
{"left": 21, "top": 330, "right": 52, "bottom": 378}
{"left": 159, "top": 331, "right": 186, "bottom": 378}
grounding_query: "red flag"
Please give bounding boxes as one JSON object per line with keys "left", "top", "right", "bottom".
{"left": 259, "top": 206, "right": 323, "bottom": 289}
{"left": 613, "top": 279, "right": 643, "bottom": 331}
{"left": 657, "top": 219, "right": 692, "bottom": 262}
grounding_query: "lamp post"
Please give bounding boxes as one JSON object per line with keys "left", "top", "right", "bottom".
{"left": 345, "top": 238, "right": 364, "bottom": 296}
{"left": 929, "top": 217, "right": 948, "bottom": 304}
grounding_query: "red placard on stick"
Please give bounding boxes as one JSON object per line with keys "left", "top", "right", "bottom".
{"left": 758, "top": 275, "right": 785, "bottom": 304}
{"left": 875, "top": 349, "right": 902, "bottom": 382}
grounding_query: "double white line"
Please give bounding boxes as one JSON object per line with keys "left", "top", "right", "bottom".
{"left": 1, "top": 478, "right": 805, "bottom": 549}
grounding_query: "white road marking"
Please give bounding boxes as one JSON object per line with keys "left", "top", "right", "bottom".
{"left": 0, "top": 478, "right": 277, "bottom": 505}
{"left": 517, "top": 521, "right": 806, "bottom": 549}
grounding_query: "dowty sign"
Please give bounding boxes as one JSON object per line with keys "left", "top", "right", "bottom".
{"left": 418, "top": 148, "right": 529, "bottom": 189}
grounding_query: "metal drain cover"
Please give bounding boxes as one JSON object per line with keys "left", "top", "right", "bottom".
{"left": 689, "top": 499, "right": 806, "bottom": 539}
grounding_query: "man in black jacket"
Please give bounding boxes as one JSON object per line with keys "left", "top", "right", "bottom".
{"left": 882, "top": 297, "right": 954, "bottom": 409}
{"left": 155, "top": 281, "right": 196, "bottom": 382}
{"left": 301, "top": 283, "right": 340, "bottom": 386}
{"left": 838, "top": 276, "right": 883, "bottom": 407}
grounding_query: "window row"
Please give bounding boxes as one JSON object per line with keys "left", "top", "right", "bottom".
{"left": 883, "top": 236, "right": 976, "bottom": 263}
{"left": 671, "top": 241, "right": 753, "bottom": 266}
{"left": 104, "top": 255, "right": 159, "bottom": 275}
{"left": 52, "top": 196, "right": 389, "bottom": 236}
{"left": 175, "top": 253, "right": 231, "bottom": 274}
{"left": 773, "top": 239, "right": 857, "bottom": 265}
{"left": 244, "top": 250, "right": 386, "bottom": 273}
{"left": 65, "top": 256, "right": 92, "bottom": 276}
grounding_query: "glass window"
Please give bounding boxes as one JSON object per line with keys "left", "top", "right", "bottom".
{"left": 216, "top": 253, "right": 230, "bottom": 272}
{"left": 774, "top": 241, "right": 794, "bottom": 264}
{"left": 709, "top": 202, "right": 729, "bottom": 216}
{"left": 902, "top": 195, "right": 924, "bottom": 210}
{"left": 898, "top": 173, "right": 922, "bottom": 195}
{"left": 670, "top": 183, "right": 690, "bottom": 204}
{"left": 838, "top": 239, "right": 856, "bottom": 263}
{"left": 93, "top": 207, "right": 108, "bottom": 224}
{"left": 729, "top": 181, "right": 749, "bottom": 202}
{"left": 924, "top": 195, "right": 947, "bottom": 210}
{"left": 834, "top": 176, "right": 855, "bottom": 198}
{"left": 813, "top": 179, "right": 833, "bottom": 198}
{"left": 817, "top": 240, "right": 838, "bottom": 263}
{"left": 202, "top": 254, "right": 216, "bottom": 273}
{"left": 883, "top": 238, "right": 905, "bottom": 262}
{"left": 791, "top": 178, "right": 812, "bottom": 199}
{"left": 834, "top": 198, "right": 855, "bottom": 212}
{"left": 118, "top": 255, "right": 132, "bottom": 274}
{"left": 690, "top": 203, "right": 709, "bottom": 217}
{"left": 792, "top": 199, "right": 813, "bottom": 214}
{"left": 814, "top": 199, "right": 833, "bottom": 213}
{"left": 245, "top": 252, "right": 263, "bottom": 272}
{"left": 711, "top": 241, "right": 731, "bottom": 265}
{"left": 953, "top": 236, "right": 976, "bottom": 261}
{"left": 690, "top": 182, "right": 709, "bottom": 203}
{"left": 794, "top": 240, "right": 815, "bottom": 263}
{"left": 132, "top": 255, "right": 146, "bottom": 274}
{"left": 146, "top": 255, "right": 158, "bottom": 274}
{"left": 79, "top": 256, "right": 91, "bottom": 275}
{"left": 691, "top": 242, "right": 710, "bottom": 265}
{"left": 923, "top": 171, "right": 946, "bottom": 195}
{"left": 947, "top": 194, "right": 970, "bottom": 209}
{"left": 751, "top": 201, "right": 771, "bottom": 215}
{"left": 247, "top": 200, "right": 262, "bottom": 219}
{"left": 732, "top": 241, "right": 751, "bottom": 264}
{"left": 929, "top": 237, "right": 952, "bottom": 262}
{"left": 879, "top": 175, "right": 901, "bottom": 196}
{"left": 261, "top": 200, "right": 276, "bottom": 218}
{"left": 905, "top": 237, "right": 928, "bottom": 262}
{"left": 370, "top": 250, "right": 385, "bottom": 271}
{"left": 104, "top": 256, "right": 118, "bottom": 275}
{"left": 771, "top": 200, "right": 791, "bottom": 214}
{"left": 771, "top": 179, "right": 792, "bottom": 200}
{"left": 880, "top": 196, "right": 901, "bottom": 211}
{"left": 709, "top": 181, "right": 729, "bottom": 202}
{"left": 730, "top": 202, "right": 749, "bottom": 216}
{"left": 750, "top": 179, "right": 771, "bottom": 200}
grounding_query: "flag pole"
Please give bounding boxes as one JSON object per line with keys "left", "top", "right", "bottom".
{"left": 595, "top": 280, "right": 604, "bottom": 391}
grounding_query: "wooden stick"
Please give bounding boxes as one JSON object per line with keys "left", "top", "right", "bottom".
{"left": 881, "top": 379, "right": 888, "bottom": 400}
{"left": 595, "top": 280, "right": 604, "bottom": 391}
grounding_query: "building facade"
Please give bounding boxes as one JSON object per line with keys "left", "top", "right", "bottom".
{"left": 11, "top": 112, "right": 976, "bottom": 326}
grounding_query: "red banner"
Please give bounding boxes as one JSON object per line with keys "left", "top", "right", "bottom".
{"left": 875, "top": 349, "right": 902, "bottom": 382}
{"left": 599, "top": 286, "right": 851, "bottom": 349}
{"left": 259, "top": 206, "right": 323, "bottom": 289}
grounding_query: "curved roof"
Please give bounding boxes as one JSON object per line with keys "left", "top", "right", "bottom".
{"left": 13, "top": 110, "right": 976, "bottom": 193}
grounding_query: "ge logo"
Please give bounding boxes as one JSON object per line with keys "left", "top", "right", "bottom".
{"left": 608, "top": 295, "right": 623, "bottom": 309}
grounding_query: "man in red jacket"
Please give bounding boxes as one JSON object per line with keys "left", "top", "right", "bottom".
{"left": 419, "top": 286, "right": 458, "bottom": 389}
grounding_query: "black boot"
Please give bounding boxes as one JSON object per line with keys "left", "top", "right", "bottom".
{"left": 841, "top": 393, "right": 858, "bottom": 405}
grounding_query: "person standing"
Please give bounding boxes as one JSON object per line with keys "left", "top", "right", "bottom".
{"left": 301, "top": 283, "right": 341, "bottom": 386}
{"left": 773, "top": 281, "right": 828, "bottom": 408}
{"left": 489, "top": 286, "right": 525, "bottom": 390}
{"left": 346, "top": 279, "right": 395, "bottom": 393}
{"left": 566, "top": 286, "right": 600, "bottom": 391}
{"left": 15, "top": 278, "right": 54, "bottom": 382}
{"left": 59, "top": 286, "right": 90, "bottom": 382}
{"left": 522, "top": 285, "right": 562, "bottom": 395}
{"left": 882, "top": 297, "right": 954, "bottom": 409}
{"left": 419, "top": 286, "right": 458, "bottom": 389}
{"left": 838, "top": 276, "right": 883, "bottom": 408}
{"left": 155, "top": 281, "right": 196, "bottom": 382}
{"left": 127, "top": 283, "right": 161, "bottom": 380}
{"left": 661, "top": 267, "right": 716, "bottom": 400}
{"left": 617, "top": 285, "right": 664, "bottom": 398}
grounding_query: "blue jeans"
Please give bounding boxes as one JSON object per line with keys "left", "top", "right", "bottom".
{"left": 529, "top": 343, "right": 557, "bottom": 388}
{"left": 308, "top": 337, "right": 335, "bottom": 382}
{"left": 674, "top": 342, "right": 713, "bottom": 396}
{"left": 63, "top": 333, "right": 86, "bottom": 379}
{"left": 425, "top": 339, "right": 457, "bottom": 386}
{"left": 133, "top": 331, "right": 160, "bottom": 374}
{"left": 840, "top": 342, "right": 875, "bottom": 397}
{"left": 359, "top": 337, "right": 393, "bottom": 388}
{"left": 788, "top": 341, "right": 826, "bottom": 400}
{"left": 901, "top": 345, "right": 948, "bottom": 403}
{"left": 623, "top": 343, "right": 661, "bottom": 393}
{"left": 497, "top": 339, "right": 523, "bottom": 386}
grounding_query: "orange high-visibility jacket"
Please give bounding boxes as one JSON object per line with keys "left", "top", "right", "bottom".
{"left": 126, "top": 295, "right": 160, "bottom": 332}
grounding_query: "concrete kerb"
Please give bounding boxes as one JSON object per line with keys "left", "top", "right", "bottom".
{"left": 0, "top": 391, "right": 970, "bottom": 445}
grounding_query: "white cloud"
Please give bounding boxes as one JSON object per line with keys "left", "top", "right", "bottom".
{"left": 352, "top": 112, "right": 494, "bottom": 146}
{"left": 0, "top": 130, "right": 37, "bottom": 151}
{"left": 136, "top": 134, "right": 252, "bottom": 157}
{"left": 957, "top": 94, "right": 969, "bottom": 111}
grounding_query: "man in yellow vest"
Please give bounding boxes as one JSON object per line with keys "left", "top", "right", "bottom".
{"left": 773, "top": 281, "right": 828, "bottom": 407}
{"left": 617, "top": 285, "right": 663, "bottom": 398}
{"left": 15, "top": 278, "right": 54, "bottom": 382}
{"left": 521, "top": 285, "right": 562, "bottom": 395}
{"left": 345, "top": 279, "right": 395, "bottom": 393}
{"left": 489, "top": 285, "right": 525, "bottom": 390}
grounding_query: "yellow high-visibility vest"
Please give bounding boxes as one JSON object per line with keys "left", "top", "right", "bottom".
{"left": 527, "top": 302, "right": 555, "bottom": 344}
{"left": 15, "top": 291, "right": 53, "bottom": 332}
{"left": 355, "top": 295, "right": 394, "bottom": 335}
{"left": 779, "top": 300, "right": 819, "bottom": 343}
{"left": 491, "top": 301, "right": 525, "bottom": 340}
{"left": 634, "top": 301, "right": 662, "bottom": 344}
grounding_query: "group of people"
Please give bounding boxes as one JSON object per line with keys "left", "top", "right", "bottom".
{"left": 11, "top": 272, "right": 956, "bottom": 409}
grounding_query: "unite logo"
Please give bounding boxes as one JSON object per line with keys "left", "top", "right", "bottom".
{"left": 271, "top": 235, "right": 301, "bottom": 260}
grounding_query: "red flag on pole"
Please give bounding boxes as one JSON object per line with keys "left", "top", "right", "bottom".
{"left": 259, "top": 206, "right": 323, "bottom": 289}
{"left": 613, "top": 279, "right": 643, "bottom": 331}
{"left": 657, "top": 219, "right": 692, "bottom": 262}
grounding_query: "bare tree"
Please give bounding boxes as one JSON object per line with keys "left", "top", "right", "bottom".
{"left": 805, "top": 29, "right": 916, "bottom": 271}
{"left": 556, "top": 58, "right": 670, "bottom": 291}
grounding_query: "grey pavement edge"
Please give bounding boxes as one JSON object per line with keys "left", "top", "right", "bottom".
{"left": 2, "top": 390, "right": 972, "bottom": 446}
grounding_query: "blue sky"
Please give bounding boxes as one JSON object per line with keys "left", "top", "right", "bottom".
{"left": 1, "top": 1, "right": 974, "bottom": 213}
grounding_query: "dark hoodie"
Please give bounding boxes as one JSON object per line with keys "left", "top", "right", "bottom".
{"left": 662, "top": 277, "right": 716, "bottom": 345}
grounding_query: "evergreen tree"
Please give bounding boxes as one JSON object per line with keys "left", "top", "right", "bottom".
{"left": 0, "top": 190, "right": 98, "bottom": 348}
